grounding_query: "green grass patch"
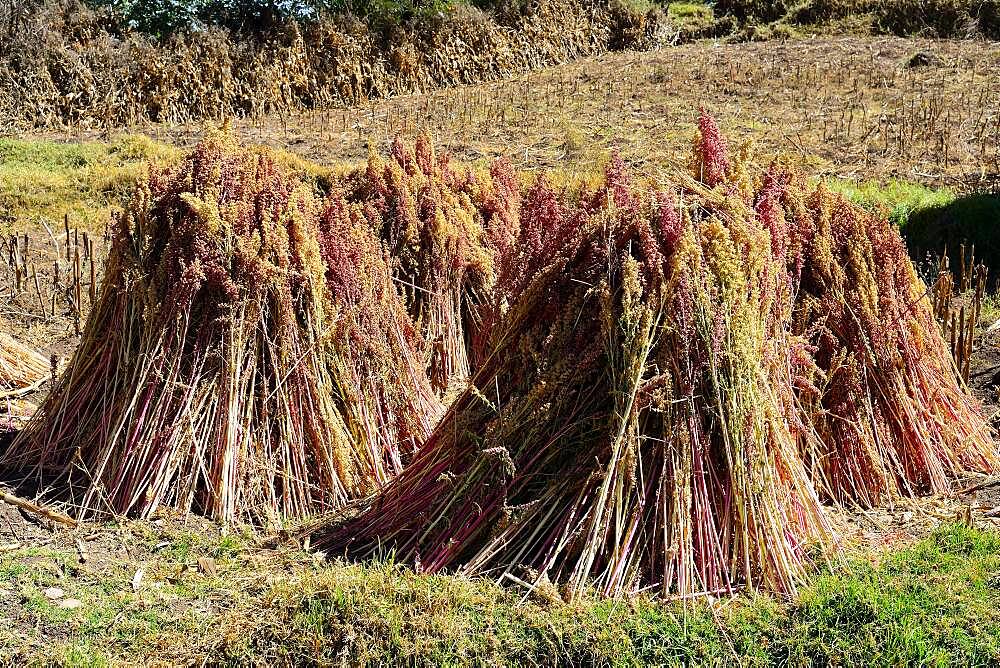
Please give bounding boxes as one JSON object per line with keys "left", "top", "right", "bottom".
{"left": 779, "top": 524, "right": 1000, "bottom": 666}
{"left": 668, "top": 1, "right": 718, "bottom": 34}
{"left": 826, "top": 177, "right": 956, "bottom": 227}
{"left": 225, "top": 523, "right": 1000, "bottom": 666}
{"left": 0, "top": 135, "right": 179, "bottom": 235}
{"left": 668, "top": 1, "right": 713, "bottom": 22}
{"left": 2, "top": 523, "right": 999, "bottom": 664}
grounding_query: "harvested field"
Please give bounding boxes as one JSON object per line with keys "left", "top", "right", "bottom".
{"left": 3, "top": 19, "right": 1000, "bottom": 666}
{"left": 92, "top": 36, "right": 996, "bottom": 192}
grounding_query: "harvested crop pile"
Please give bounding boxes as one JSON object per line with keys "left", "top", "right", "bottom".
{"left": 4, "top": 118, "right": 995, "bottom": 596}
{"left": 308, "top": 114, "right": 998, "bottom": 597}
{"left": 791, "top": 184, "right": 995, "bottom": 505}
{"left": 0, "top": 329, "right": 48, "bottom": 394}
{"left": 343, "top": 136, "right": 506, "bottom": 396}
{"left": 2, "top": 133, "right": 440, "bottom": 522}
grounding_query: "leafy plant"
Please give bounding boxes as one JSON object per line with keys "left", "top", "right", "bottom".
{"left": 85, "top": 0, "right": 460, "bottom": 36}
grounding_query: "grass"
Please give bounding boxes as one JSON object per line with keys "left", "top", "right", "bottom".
{"left": 826, "top": 177, "right": 956, "bottom": 227}
{"left": 1, "top": 522, "right": 998, "bottom": 665}
{"left": 0, "top": 135, "right": 179, "bottom": 235}
{"left": 667, "top": 1, "right": 717, "bottom": 34}
{"left": 779, "top": 524, "right": 1000, "bottom": 665}
{"left": 0, "top": 135, "right": 332, "bottom": 236}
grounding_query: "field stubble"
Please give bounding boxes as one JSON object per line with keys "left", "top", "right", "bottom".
{"left": 66, "top": 36, "right": 998, "bottom": 193}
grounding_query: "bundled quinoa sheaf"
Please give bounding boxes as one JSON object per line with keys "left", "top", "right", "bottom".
{"left": 6, "top": 118, "right": 996, "bottom": 598}
{"left": 3, "top": 133, "right": 441, "bottom": 523}
{"left": 307, "top": 114, "right": 998, "bottom": 597}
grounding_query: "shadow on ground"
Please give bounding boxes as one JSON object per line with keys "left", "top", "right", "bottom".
{"left": 904, "top": 191, "right": 1000, "bottom": 283}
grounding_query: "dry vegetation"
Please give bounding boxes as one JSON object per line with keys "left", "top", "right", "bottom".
{"left": 717, "top": 0, "right": 1000, "bottom": 39}
{"left": 0, "top": 330, "right": 48, "bottom": 395}
{"left": 0, "top": 0, "right": 671, "bottom": 129}
{"left": 6, "top": 133, "right": 443, "bottom": 522}
{"left": 83, "top": 36, "right": 995, "bottom": 198}
{"left": 0, "top": 126, "right": 1000, "bottom": 663}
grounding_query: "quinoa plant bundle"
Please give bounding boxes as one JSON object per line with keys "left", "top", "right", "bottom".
{"left": 311, "top": 115, "right": 997, "bottom": 597}
{"left": 345, "top": 135, "right": 506, "bottom": 395}
{"left": 313, "top": 154, "right": 835, "bottom": 597}
{"left": 3, "top": 134, "right": 438, "bottom": 522}
{"left": 0, "top": 328, "right": 48, "bottom": 393}
{"left": 791, "top": 185, "right": 998, "bottom": 505}
{"left": 688, "top": 117, "right": 998, "bottom": 505}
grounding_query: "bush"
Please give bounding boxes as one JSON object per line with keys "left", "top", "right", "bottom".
{"left": 712, "top": 0, "right": 799, "bottom": 22}
{"left": 875, "top": 0, "right": 979, "bottom": 37}
{"left": 85, "top": 0, "right": 458, "bottom": 36}
{"left": 713, "top": 0, "right": 1000, "bottom": 37}
{"left": 0, "top": 0, "right": 45, "bottom": 40}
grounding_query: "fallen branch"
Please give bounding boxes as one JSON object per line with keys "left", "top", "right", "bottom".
{"left": 0, "top": 490, "right": 77, "bottom": 528}
{"left": 0, "top": 374, "right": 48, "bottom": 399}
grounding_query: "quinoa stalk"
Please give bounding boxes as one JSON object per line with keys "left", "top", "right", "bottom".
{"left": 0, "top": 329, "right": 48, "bottom": 395}
{"left": 3, "top": 133, "right": 441, "bottom": 523}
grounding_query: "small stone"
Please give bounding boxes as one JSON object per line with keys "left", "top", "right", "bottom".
{"left": 43, "top": 587, "right": 64, "bottom": 600}
{"left": 905, "top": 51, "right": 942, "bottom": 68}
{"left": 58, "top": 598, "right": 82, "bottom": 610}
